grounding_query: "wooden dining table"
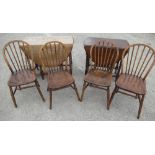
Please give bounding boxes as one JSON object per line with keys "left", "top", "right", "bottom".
{"left": 84, "top": 37, "right": 129, "bottom": 78}
{"left": 21, "top": 36, "right": 74, "bottom": 78}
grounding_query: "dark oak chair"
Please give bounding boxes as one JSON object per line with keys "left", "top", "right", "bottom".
{"left": 39, "top": 41, "right": 80, "bottom": 109}
{"left": 108, "top": 44, "right": 155, "bottom": 119}
{"left": 3, "top": 40, "right": 45, "bottom": 107}
{"left": 81, "top": 41, "right": 119, "bottom": 108}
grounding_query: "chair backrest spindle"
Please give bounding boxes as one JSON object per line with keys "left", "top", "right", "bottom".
{"left": 40, "top": 41, "right": 69, "bottom": 74}
{"left": 89, "top": 41, "right": 119, "bottom": 72}
{"left": 3, "top": 40, "right": 34, "bottom": 74}
{"left": 121, "top": 44, "right": 155, "bottom": 79}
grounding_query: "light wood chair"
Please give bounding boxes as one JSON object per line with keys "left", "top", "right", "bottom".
{"left": 3, "top": 40, "right": 45, "bottom": 107}
{"left": 39, "top": 41, "right": 80, "bottom": 109}
{"left": 108, "top": 44, "right": 155, "bottom": 119}
{"left": 81, "top": 40, "right": 119, "bottom": 108}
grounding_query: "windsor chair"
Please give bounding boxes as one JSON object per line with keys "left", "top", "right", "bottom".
{"left": 81, "top": 41, "right": 119, "bottom": 108}
{"left": 39, "top": 41, "right": 80, "bottom": 109}
{"left": 3, "top": 40, "right": 45, "bottom": 108}
{"left": 108, "top": 44, "right": 155, "bottom": 119}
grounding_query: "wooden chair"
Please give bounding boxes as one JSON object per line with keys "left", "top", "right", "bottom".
{"left": 39, "top": 41, "right": 80, "bottom": 109}
{"left": 3, "top": 40, "right": 45, "bottom": 108}
{"left": 81, "top": 41, "right": 119, "bottom": 108}
{"left": 108, "top": 44, "right": 155, "bottom": 119}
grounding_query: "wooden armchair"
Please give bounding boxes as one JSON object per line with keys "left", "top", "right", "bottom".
{"left": 39, "top": 41, "right": 80, "bottom": 109}
{"left": 3, "top": 40, "right": 45, "bottom": 108}
{"left": 108, "top": 44, "right": 155, "bottom": 119}
{"left": 81, "top": 41, "right": 119, "bottom": 108}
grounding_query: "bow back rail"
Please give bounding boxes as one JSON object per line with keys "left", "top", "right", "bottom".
{"left": 39, "top": 41, "right": 69, "bottom": 74}
{"left": 3, "top": 40, "right": 35, "bottom": 73}
{"left": 121, "top": 44, "right": 155, "bottom": 80}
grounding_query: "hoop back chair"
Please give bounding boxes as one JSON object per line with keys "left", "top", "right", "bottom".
{"left": 108, "top": 44, "right": 155, "bottom": 119}
{"left": 3, "top": 40, "right": 45, "bottom": 107}
{"left": 39, "top": 41, "right": 80, "bottom": 109}
{"left": 81, "top": 41, "right": 119, "bottom": 108}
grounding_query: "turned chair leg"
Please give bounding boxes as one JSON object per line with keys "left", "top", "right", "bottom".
{"left": 35, "top": 80, "right": 45, "bottom": 102}
{"left": 81, "top": 81, "right": 88, "bottom": 102}
{"left": 73, "top": 82, "right": 81, "bottom": 101}
{"left": 107, "top": 86, "right": 110, "bottom": 109}
{"left": 49, "top": 90, "right": 52, "bottom": 109}
{"left": 9, "top": 86, "right": 17, "bottom": 108}
{"left": 137, "top": 95, "right": 145, "bottom": 119}
{"left": 107, "top": 86, "right": 118, "bottom": 110}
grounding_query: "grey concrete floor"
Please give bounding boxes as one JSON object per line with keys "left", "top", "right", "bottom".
{"left": 0, "top": 33, "right": 155, "bottom": 121}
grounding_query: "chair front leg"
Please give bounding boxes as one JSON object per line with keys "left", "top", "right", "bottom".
{"left": 35, "top": 80, "right": 45, "bottom": 102}
{"left": 9, "top": 86, "right": 17, "bottom": 108}
{"left": 107, "top": 86, "right": 118, "bottom": 110}
{"left": 72, "top": 82, "right": 81, "bottom": 101}
{"left": 137, "top": 94, "right": 145, "bottom": 119}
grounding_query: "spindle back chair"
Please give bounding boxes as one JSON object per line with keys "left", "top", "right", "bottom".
{"left": 3, "top": 40, "right": 45, "bottom": 107}
{"left": 40, "top": 41, "right": 80, "bottom": 109}
{"left": 81, "top": 41, "right": 119, "bottom": 108}
{"left": 108, "top": 44, "right": 155, "bottom": 119}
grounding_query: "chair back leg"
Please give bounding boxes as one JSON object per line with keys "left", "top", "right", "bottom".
{"left": 108, "top": 86, "right": 118, "bottom": 110}
{"left": 80, "top": 81, "right": 88, "bottom": 101}
{"left": 72, "top": 82, "right": 81, "bottom": 101}
{"left": 35, "top": 80, "right": 45, "bottom": 102}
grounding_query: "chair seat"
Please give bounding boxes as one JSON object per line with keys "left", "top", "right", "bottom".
{"left": 84, "top": 69, "right": 112, "bottom": 87}
{"left": 47, "top": 71, "right": 74, "bottom": 90}
{"left": 8, "top": 70, "right": 36, "bottom": 87}
{"left": 116, "top": 74, "right": 146, "bottom": 94}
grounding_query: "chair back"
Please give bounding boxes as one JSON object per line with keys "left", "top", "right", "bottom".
{"left": 39, "top": 41, "right": 69, "bottom": 73}
{"left": 121, "top": 44, "right": 155, "bottom": 79}
{"left": 89, "top": 41, "right": 119, "bottom": 72}
{"left": 3, "top": 40, "right": 34, "bottom": 74}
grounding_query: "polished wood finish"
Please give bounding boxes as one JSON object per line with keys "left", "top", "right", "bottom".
{"left": 84, "top": 37, "right": 129, "bottom": 76}
{"left": 81, "top": 40, "right": 119, "bottom": 108}
{"left": 20, "top": 36, "right": 73, "bottom": 79}
{"left": 21, "top": 45, "right": 72, "bottom": 66}
{"left": 3, "top": 40, "right": 45, "bottom": 107}
{"left": 108, "top": 44, "right": 155, "bottom": 119}
{"left": 39, "top": 41, "right": 80, "bottom": 109}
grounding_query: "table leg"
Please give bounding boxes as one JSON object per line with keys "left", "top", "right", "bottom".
{"left": 40, "top": 66, "right": 44, "bottom": 80}
{"left": 35, "top": 64, "right": 39, "bottom": 70}
{"left": 69, "top": 53, "right": 72, "bottom": 74}
{"left": 85, "top": 56, "right": 89, "bottom": 74}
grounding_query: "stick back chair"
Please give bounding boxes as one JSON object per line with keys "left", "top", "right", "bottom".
{"left": 108, "top": 44, "right": 155, "bottom": 119}
{"left": 3, "top": 40, "right": 45, "bottom": 107}
{"left": 39, "top": 41, "right": 80, "bottom": 109}
{"left": 81, "top": 41, "right": 119, "bottom": 108}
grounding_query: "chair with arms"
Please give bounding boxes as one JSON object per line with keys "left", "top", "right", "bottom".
{"left": 108, "top": 44, "right": 155, "bottom": 119}
{"left": 81, "top": 40, "right": 119, "bottom": 108}
{"left": 39, "top": 41, "right": 80, "bottom": 109}
{"left": 3, "top": 40, "right": 45, "bottom": 107}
